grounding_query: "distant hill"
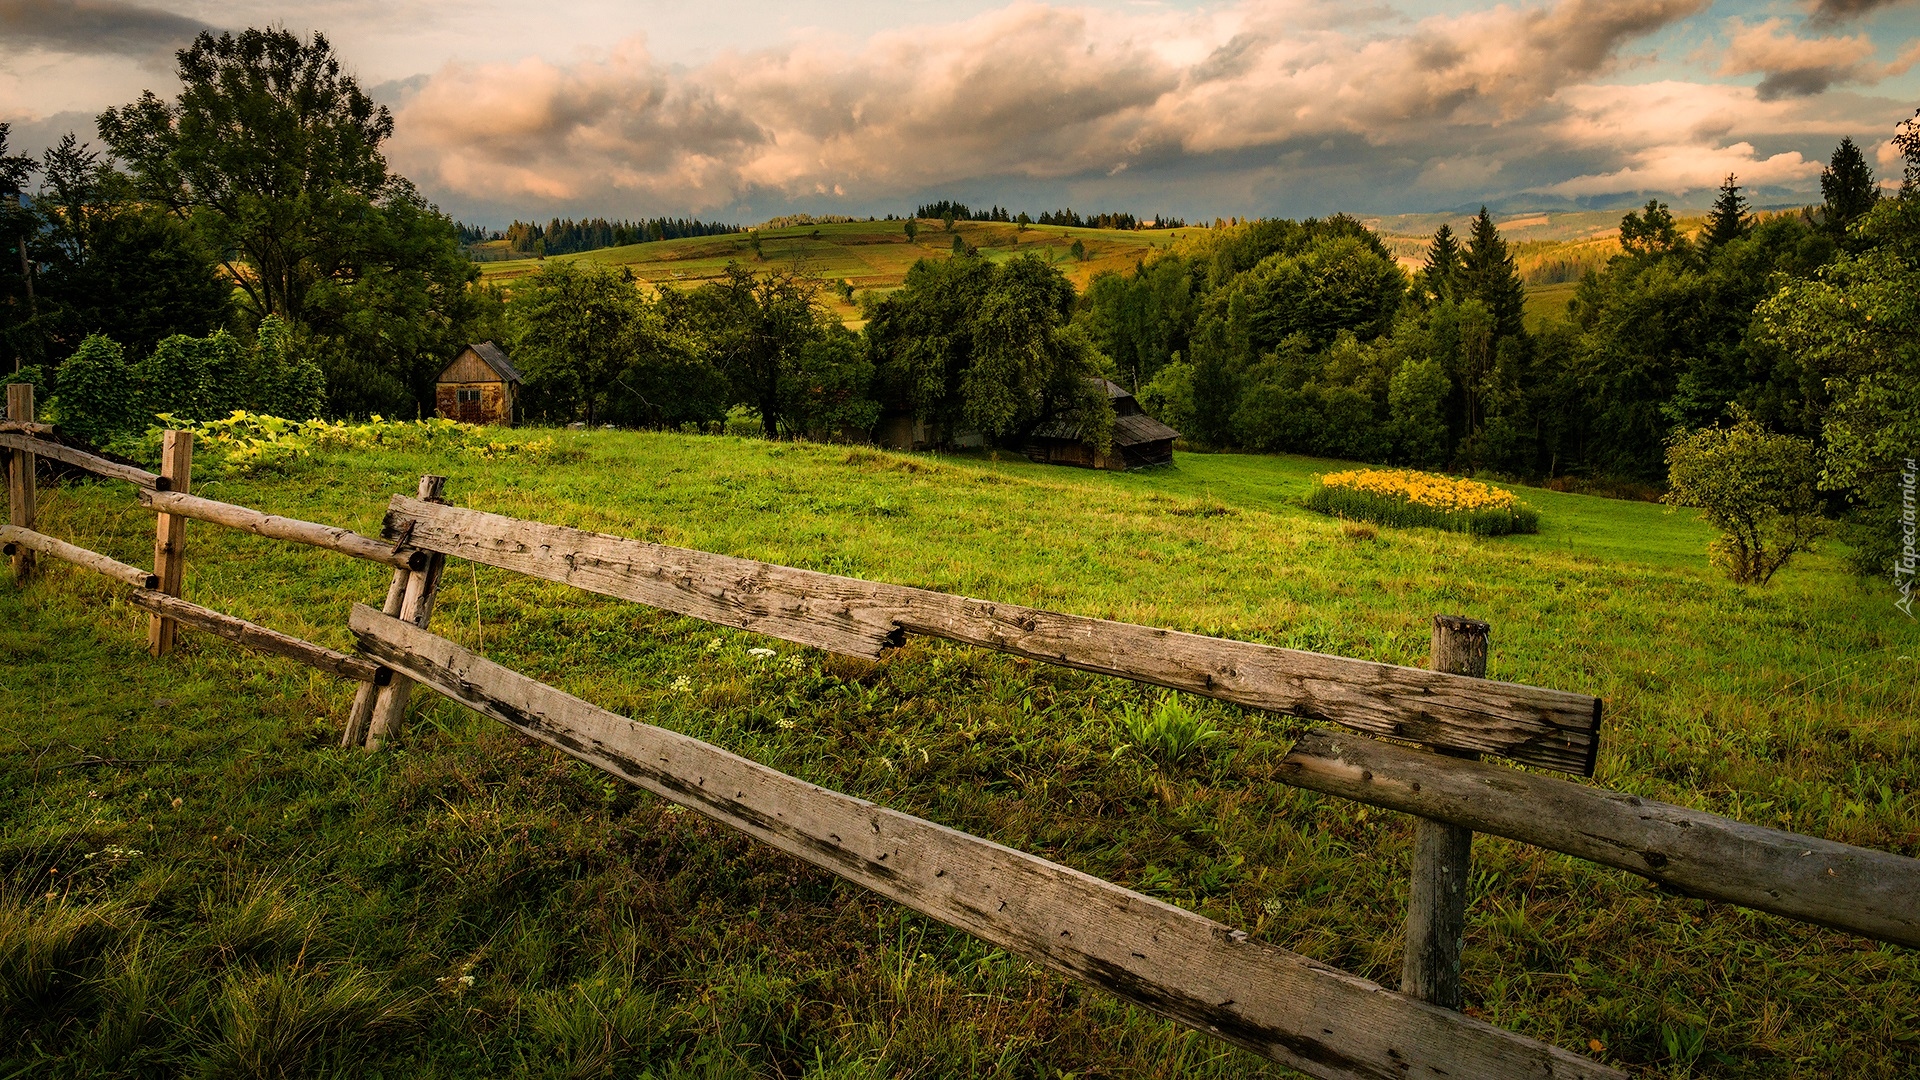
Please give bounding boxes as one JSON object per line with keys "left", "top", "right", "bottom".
{"left": 476, "top": 218, "right": 1185, "bottom": 323}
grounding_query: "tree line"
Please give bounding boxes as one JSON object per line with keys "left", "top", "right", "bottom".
{"left": 506, "top": 251, "right": 1107, "bottom": 452}
{"left": 911, "top": 202, "right": 1184, "bottom": 230}
{"left": 482, "top": 216, "right": 742, "bottom": 257}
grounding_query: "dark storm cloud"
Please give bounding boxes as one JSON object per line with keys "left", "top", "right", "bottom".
{"left": 0, "top": 0, "right": 207, "bottom": 56}
{"left": 1805, "top": 0, "right": 1916, "bottom": 28}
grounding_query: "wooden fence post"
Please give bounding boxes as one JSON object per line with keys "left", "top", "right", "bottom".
{"left": 147, "top": 430, "right": 193, "bottom": 655}
{"left": 6, "top": 384, "right": 35, "bottom": 582}
{"left": 1402, "top": 614, "right": 1488, "bottom": 1010}
{"left": 362, "top": 474, "right": 447, "bottom": 750}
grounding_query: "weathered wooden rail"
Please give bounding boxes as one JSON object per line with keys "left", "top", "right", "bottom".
{"left": 350, "top": 605, "right": 1619, "bottom": 1079}
{"left": 8, "top": 405, "right": 1918, "bottom": 1078}
{"left": 379, "top": 497, "right": 1603, "bottom": 774}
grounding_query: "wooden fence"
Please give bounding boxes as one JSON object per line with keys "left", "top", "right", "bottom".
{"left": 6, "top": 404, "right": 1917, "bottom": 1079}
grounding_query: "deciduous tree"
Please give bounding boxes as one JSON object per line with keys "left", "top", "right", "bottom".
{"left": 1665, "top": 413, "right": 1825, "bottom": 585}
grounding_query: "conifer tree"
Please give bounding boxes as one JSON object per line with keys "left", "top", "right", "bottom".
{"left": 1820, "top": 137, "right": 1879, "bottom": 235}
{"left": 1420, "top": 223, "right": 1461, "bottom": 303}
{"left": 1701, "top": 174, "right": 1752, "bottom": 252}
{"left": 1458, "top": 207, "right": 1526, "bottom": 338}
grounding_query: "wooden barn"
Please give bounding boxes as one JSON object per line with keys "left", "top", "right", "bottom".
{"left": 436, "top": 342, "right": 521, "bottom": 425}
{"left": 1024, "top": 379, "right": 1178, "bottom": 471}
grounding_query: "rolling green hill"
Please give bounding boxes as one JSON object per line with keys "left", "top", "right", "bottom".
{"left": 477, "top": 219, "right": 1186, "bottom": 323}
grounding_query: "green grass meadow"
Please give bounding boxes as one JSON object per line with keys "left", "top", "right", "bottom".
{"left": 477, "top": 219, "right": 1186, "bottom": 323}
{"left": 2, "top": 433, "right": 1916, "bottom": 1078}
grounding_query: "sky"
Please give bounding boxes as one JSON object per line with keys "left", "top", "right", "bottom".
{"left": 2, "top": 0, "right": 1917, "bottom": 225}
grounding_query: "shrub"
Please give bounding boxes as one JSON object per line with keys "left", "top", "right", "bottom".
{"left": 1664, "top": 414, "right": 1825, "bottom": 584}
{"left": 136, "top": 329, "right": 245, "bottom": 421}
{"left": 52, "top": 335, "right": 143, "bottom": 447}
{"left": 138, "top": 411, "right": 581, "bottom": 473}
{"left": 1305, "top": 467, "right": 1539, "bottom": 536}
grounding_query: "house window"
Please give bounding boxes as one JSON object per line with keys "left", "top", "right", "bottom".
{"left": 456, "top": 389, "right": 482, "bottom": 404}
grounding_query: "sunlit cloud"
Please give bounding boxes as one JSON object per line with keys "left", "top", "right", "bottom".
{"left": 399, "top": 0, "right": 1843, "bottom": 216}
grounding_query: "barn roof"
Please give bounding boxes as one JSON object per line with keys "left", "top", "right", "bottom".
{"left": 442, "top": 341, "right": 521, "bottom": 384}
{"left": 1030, "top": 380, "right": 1180, "bottom": 446}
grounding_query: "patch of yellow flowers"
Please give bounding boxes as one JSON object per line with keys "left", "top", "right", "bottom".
{"left": 1319, "top": 468, "right": 1518, "bottom": 513}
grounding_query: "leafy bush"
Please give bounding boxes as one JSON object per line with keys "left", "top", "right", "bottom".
{"left": 1305, "top": 467, "right": 1540, "bottom": 536}
{"left": 1664, "top": 414, "right": 1825, "bottom": 585}
{"left": 1116, "top": 695, "right": 1220, "bottom": 766}
{"left": 133, "top": 411, "right": 582, "bottom": 473}
{"left": 52, "top": 335, "right": 144, "bottom": 447}
{"left": 135, "top": 329, "right": 245, "bottom": 421}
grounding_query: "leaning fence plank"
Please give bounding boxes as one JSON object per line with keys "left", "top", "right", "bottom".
{"left": 381, "top": 497, "right": 1602, "bottom": 774}
{"left": 0, "top": 432, "right": 160, "bottom": 489}
{"left": 138, "top": 489, "right": 423, "bottom": 570}
{"left": 6, "top": 386, "right": 36, "bottom": 582}
{"left": 343, "top": 569, "right": 410, "bottom": 748}
{"left": 349, "top": 605, "right": 1620, "bottom": 1080}
{"left": 127, "top": 589, "right": 385, "bottom": 683}
{"left": 0, "top": 525, "right": 157, "bottom": 589}
{"left": 363, "top": 476, "right": 447, "bottom": 750}
{"left": 1279, "top": 729, "right": 1920, "bottom": 950}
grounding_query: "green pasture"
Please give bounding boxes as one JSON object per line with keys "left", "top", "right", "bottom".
{"left": 2, "top": 432, "right": 1915, "bottom": 1078}
{"left": 479, "top": 220, "right": 1183, "bottom": 319}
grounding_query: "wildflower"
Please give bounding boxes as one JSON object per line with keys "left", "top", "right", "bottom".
{"left": 670, "top": 675, "right": 693, "bottom": 692}
{"left": 706, "top": 638, "right": 723, "bottom": 652}
{"left": 747, "top": 647, "right": 777, "bottom": 659}
{"left": 783, "top": 655, "right": 804, "bottom": 671}
{"left": 776, "top": 719, "right": 797, "bottom": 730}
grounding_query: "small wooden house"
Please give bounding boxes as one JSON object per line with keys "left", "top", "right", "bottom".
{"left": 1024, "top": 379, "right": 1178, "bottom": 471}
{"left": 436, "top": 342, "right": 521, "bottom": 425}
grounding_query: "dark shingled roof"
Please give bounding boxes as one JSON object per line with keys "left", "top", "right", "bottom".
{"left": 1030, "top": 379, "right": 1180, "bottom": 445}
{"left": 469, "top": 341, "right": 522, "bottom": 384}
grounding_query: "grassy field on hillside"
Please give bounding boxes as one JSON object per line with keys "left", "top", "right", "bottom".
{"left": 476, "top": 220, "right": 1181, "bottom": 321}
{"left": 480, "top": 215, "right": 1610, "bottom": 331}
{"left": 3, "top": 434, "right": 1916, "bottom": 1078}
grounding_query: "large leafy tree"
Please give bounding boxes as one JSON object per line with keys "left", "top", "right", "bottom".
{"left": 32, "top": 134, "right": 231, "bottom": 361}
{"left": 512, "top": 261, "right": 685, "bottom": 427}
{"left": 98, "top": 29, "right": 482, "bottom": 415}
{"left": 673, "top": 262, "right": 837, "bottom": 438}
{"left": 868, "top": 252, "right": 1110, "bottom": 444}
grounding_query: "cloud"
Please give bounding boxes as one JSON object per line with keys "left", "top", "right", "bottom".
{"left": 1530, "top": 141, "right": 1821, "bottom": 197}
{"left": 1803, "top": 0, "right": 1917, "bottom": 28}
{"left": 392, "top": 0, "right": 1707, "bottom": 211}
{"left": 384, "top": 0, "right": 1895, "bottom": 219}
{"left": 1716, "top": 17, "right": 1888, "bottom": 99}
{"left": 0, "top": 0, "right": 206, "bottom": 57}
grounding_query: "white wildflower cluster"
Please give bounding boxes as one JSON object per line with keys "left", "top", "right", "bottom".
{"left": 747, "top": 647, "right": 777, "bottom": 659}
{"left": 670, "top": 675, "right": 694, "bottom": 693}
